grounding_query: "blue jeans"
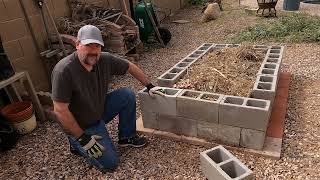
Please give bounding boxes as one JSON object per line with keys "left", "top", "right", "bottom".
{"left": 68, "top": 88, "right": 136, "bottom": 172}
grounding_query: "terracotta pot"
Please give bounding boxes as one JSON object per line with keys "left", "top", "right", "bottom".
{"left": 1, "top": 101, "right": 33, "bottom": 123}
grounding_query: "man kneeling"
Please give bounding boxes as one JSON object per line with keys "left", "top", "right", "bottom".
{"left": 51, "top": 25, "right": 163, "bottom": 172}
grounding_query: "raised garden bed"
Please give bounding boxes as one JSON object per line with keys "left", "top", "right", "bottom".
{"left": 175, "top": 46, "right": 265, "bottom": 97}
{"left": 139, "top": 43, "right": 284, "bottom": 150}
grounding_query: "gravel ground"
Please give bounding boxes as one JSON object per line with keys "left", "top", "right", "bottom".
{"left": 1, "top": 0, "right": 320, "bottom": 179}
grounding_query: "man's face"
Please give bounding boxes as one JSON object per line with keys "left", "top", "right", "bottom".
{"left": 76, "top": 42, "right": 102, "bottom": 66}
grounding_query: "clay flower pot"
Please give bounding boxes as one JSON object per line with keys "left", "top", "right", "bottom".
{"left": 1, "top": 101, "right": 36, "bottom": 134}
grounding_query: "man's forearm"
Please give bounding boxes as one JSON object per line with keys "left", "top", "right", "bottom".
{"left": 128, "top": 62, "right": 151, "bottom": 86}
{"left": 54, "top": 109, "right": 84, "bottom": 138}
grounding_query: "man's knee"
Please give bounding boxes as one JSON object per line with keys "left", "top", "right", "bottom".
{"left": 121, "top": 88, "right": 136, "bottom": 103}
{"left": 101, "top": 156, "right": 119, "bottom": 172}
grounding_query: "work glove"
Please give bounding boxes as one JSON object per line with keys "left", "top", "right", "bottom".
{"left": 78, "top": 133, "right": 105, "bottom": 159}
{"left": 146, "top": 83, "right": 166, "bottom": 98}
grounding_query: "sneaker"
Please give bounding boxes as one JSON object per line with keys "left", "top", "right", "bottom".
{"left": 118, "top": 135, "right": 147, "bottom": 148}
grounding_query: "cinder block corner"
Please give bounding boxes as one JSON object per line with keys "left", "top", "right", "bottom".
{"left": 138, "top": 87, "right": 182, "bottom": 116}
{"left": 219, "top": 96, "right": 271, "bottom": 131}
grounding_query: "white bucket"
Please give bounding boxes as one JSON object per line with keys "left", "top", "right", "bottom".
{"left": 12, "top": 114, "right": 37, "bottom": 135}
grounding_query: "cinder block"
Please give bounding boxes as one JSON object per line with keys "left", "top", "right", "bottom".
{"left": 197, "top": 121, "right": 218, "bottom": 141}
{"left": 157, "top": 67, "right": 187, "bottom": 87}
{"left": 186, "top": 50, "right": 207, "bottom": 59}
{"left": 263, "top": 46, "right": 284, "bottom": 65}
{"left": 219, "top": 96, "right": 271, "bottom": 131}
{"left": 250, "top": 75, "right": 277, "bottom": 104}
{"left": 157, "top": 73, "right": 179, "bottom": 87}
{"left": 253, "top": 45, "right": 269, "bottom": 53}
{"left": 3, "top": 0, "right": 24, "bottom": 19}
{"left": 52, "top": 0, "right": 69, "bottom": 17}
{"left": 29, "top": 15, "right": 47, "bottom": 50}
{"left": 240, "top": 128, "right": 266, "bottom": 150}
{"left": 0, "top": 1, "right": 9, "bottom": 22}
{"left": 264, "top": 57, "right": 281, "bottom": 64}
{"left": 253, "top": 45, "right": 269, "bottom": 49}
{"left": 180, "top": 57, "right": 196, "bottom": 63}
{"left": 2, "top": 40, "right": 23, "bottom": 60}
{"left": 177, "top": 90, "right": 223, "bottom": 123}
{"left": 198, "top": 43, "right": 214, "bottom": 51}
{"left": 141, "top": 110, "right": 158, "bottom": 129}
{"left": 214, "top": 44, "right": 227, "bottom": 49}
{"left": 174, "top": 61, "right": 192, "bottom": 68}
{"left": 226, "top": 44, "right": 240, "bottom": 48}
{"left": 158, "top": 115, "right": 197, "bottom": 137}
{"left": 0, "top": 18, "right": 28, "bottom": 42}
{"left": 138, "top": 87, "right": 182, "bottom": 116}
{"left": 257, "top": 62, "right": 280, "bottom": 77}
{"left": 218, "top": 124, "right": 241, "bottom": 146}
{"left": 19, "top": 36, "right": 38, "bottom": 58}
{"left": 200, "top": 145, "right": 254, "bottom": 180}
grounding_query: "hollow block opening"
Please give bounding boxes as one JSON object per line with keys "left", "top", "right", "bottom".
{"left": 182, "top": 91, "right": 201, "bottom": 98}
{"left": 264, "top": 63, "right": 276, "bottom": 69}
{"left": 257, "top": 83, "right": 272, "bottom": 90}
{"left": 262, "top": 69, "right": 275, "bottom": 75}
{"left": 220, "top": 160, "right": 246, "bottom": 179}
{"left": 162, "top": 73, "right": 176, "bottom": 79}
{"left": 206, "top": 148, "right": 230, "bottom": 164}
{"left": 259, "top": 76, "right": 273, "bottom": 82}
{"left": 270, "top": 49, "right": 280, "bottom": 54}
{"left": 246, "top": 99, "right": 267, "bottom": 108}
{"left": 170, "top": 68, "right": 183, "bottom": 74}
{"left": 182, "top": 58, "right": 194, "bottom": 63}
{"left": 200, "top": 94, "right": 219, "bottom": 101}
{"left": 268, "top": 54, "right": 280, "bottom": 58}
{"left": 176, "top": 62, "right": 189, "bottom": 67}
{"left": 224, "top": 97, "right": 244, "bottom": 105}
{"left": 266, "top": 58, "right": 279, "bottom": 63}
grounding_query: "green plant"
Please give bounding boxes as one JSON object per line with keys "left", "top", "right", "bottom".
{"left": 229, "top": 13, "right": 320, "bottom": 43}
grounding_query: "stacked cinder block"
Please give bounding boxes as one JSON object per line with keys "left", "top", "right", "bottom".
{"left": 219, "top": 96, "right": 270, "bottom": 149}
{"left": 139, "top": 88, "right": 271, "bottom": 150}
{"left": 200, "top": 145, "right": 254, "bottom": 180}
{"left": 140, "top": 43, "right": 284, "bottom": 151}
{"left": 157, "top": 43, "right": 214, "bottom": 87}
{"left": 250, "top": 45, "right": 284, "bottom": 104}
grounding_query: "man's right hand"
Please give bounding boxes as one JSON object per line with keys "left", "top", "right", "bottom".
{"left": 78, "top": 133, "right": 105, "bottom": 158}
{"left": 146, "top": 83, "right": 166, "bottom": 98}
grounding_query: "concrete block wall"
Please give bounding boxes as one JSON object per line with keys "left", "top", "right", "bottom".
{"left": 157, "top": 43, "right": 215, "bottom": 87}
{"left": 139, "top": 87, "right": 271, "bottom": 150}
{"left": 250, "top": 74, "right": 277, "bottom": 105}
{"left": 250, "top": 45, "right": 284, "bottom": 104}
{"left": 200, "top": 145, "right": 254, "bottom": 180}
{"left": 177, "top": 89, "right": 223, "bottom": 123}
{"left": 219, "top": 96, "right": 271, "bottom": 131}
{"left": 141, "top": 44, "right": 284, "bottom": 150}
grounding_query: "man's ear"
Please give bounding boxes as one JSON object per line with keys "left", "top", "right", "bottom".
{"left": 76, "top": 40, "right": 80, "bottom": 50}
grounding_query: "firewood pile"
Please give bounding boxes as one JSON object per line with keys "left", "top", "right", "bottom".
{"left": 56, "top": 0, "right": 141, "bottom": 55}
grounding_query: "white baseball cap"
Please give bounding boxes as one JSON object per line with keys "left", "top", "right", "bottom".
{"left": 77, "top": 25, "right": 104, "bottom": 46}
